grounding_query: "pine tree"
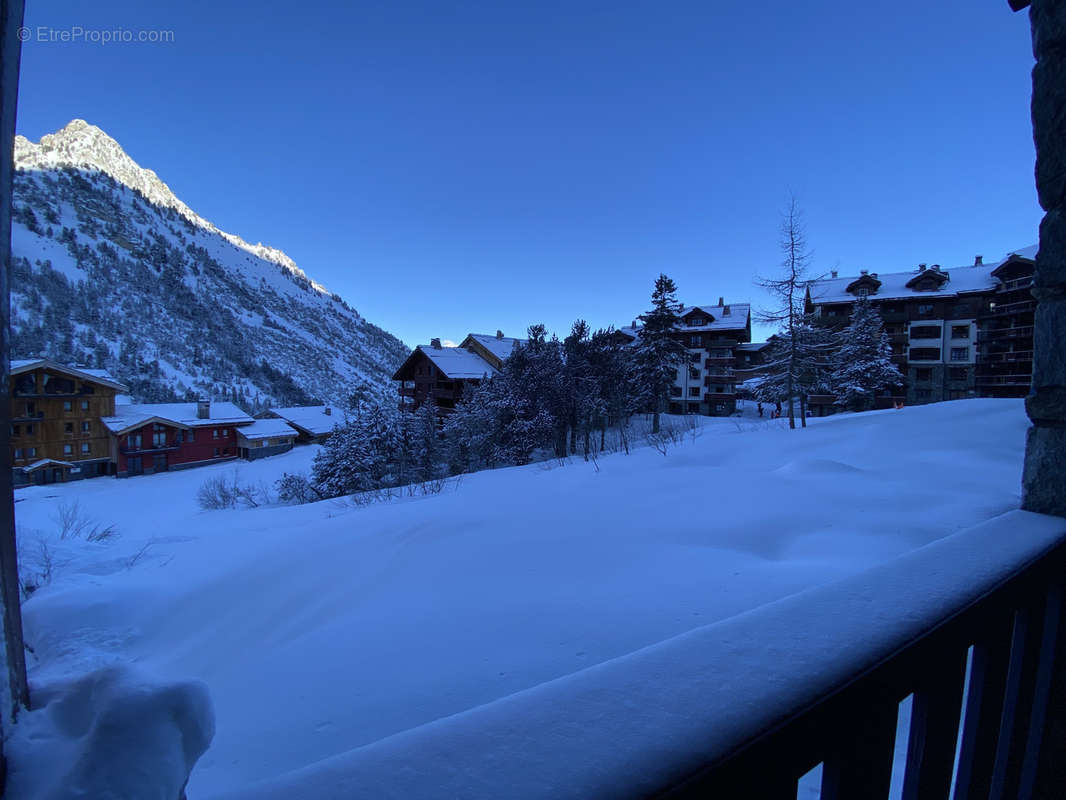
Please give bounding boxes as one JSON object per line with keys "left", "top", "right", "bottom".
{"left": 830, "top": 296, "right": 904, "bottom": 412}
{"left": 636, "top": 274, "right": 686, "bottom": 434}
{"left": 756, "top": 196, "right": 813, "bottom": 428}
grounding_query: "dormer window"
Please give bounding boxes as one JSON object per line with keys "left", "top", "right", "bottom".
{"left": 689, "top": 317, "right": 705, "bottom": 327}
{"left": 856, "top": 288, "right": 869, "bottom": 297}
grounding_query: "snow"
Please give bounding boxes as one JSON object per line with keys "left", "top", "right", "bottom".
{"left": 266, "top": 406, "right": 340, "bottom": 437}
{"left": 415, "top": 344, "right": 498, "bottom": 379}
{"left": 680, "top": 302, "right": 751, "bottom": 332}
{"left": 6, "top": 400, "right": 1055, "bottom": 798}
{"left": 7, "top": 665, "right": 214, "bottom": 800}
{"left": 234, "top": 418, "right": 297, "bottom": 441}
{"left": 807, "top": 246, "right": 1037, "bottom": 307}
{"left": 100, "top": 401, "right": 254, "bottom": 434}
{"left": 463, "top": 333, "right": 525, "bottom": 364}
{"left": 11, "top": 359, "right": 127, "bottom": 392}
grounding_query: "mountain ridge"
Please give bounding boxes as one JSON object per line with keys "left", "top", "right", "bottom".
{"left": 10, "top": 120, "right": 408, "bottom": 408}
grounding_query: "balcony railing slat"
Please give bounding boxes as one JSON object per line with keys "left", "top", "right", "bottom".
{"left": 1019, "top": 580, "right": 1066, "bottom": 799}
{"left": 953, "top": 610, "right": 1014, "bottom": 800}
{"left": 820, "top": 695, "right": 897, "bottom": 800}
{"left": 990, "top": 599, "right": 1047, "bottom": 799}
{"left": 901, "top": 650, "right": 967, "bottom": 800}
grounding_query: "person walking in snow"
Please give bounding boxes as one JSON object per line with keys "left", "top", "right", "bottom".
{"left": 757, "top": 402, "right": 763, "bottom": 417}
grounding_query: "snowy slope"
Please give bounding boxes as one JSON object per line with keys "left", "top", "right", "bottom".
{"left": 9, "top": 120, "right": 408, "bottom": 406}
{"left": 7, "top": 400, "right": 1033, "bottom": 797}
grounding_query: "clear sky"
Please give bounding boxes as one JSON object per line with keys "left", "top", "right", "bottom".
{"left": 15, "top": 0, "right": 1039, "bottom": 347}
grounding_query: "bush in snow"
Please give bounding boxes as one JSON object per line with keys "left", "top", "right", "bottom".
{"left": 275, "top": 472, "right": 322, "bottom": 505}
{"left": 198, "top": 470, "right": 273, "bottom": 510}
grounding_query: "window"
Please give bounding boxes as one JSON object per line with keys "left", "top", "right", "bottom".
{"left": 909, "top": 347, "right": 941, "bottom": 361}
{"left": 187, "top": 430, "right": 195, "bottom": 443}
{"left": 63, "top": 400, "right": 73, "bottom": 412}
{"left": 910, "top": 325, "right": 941, "bottom": 340}
{"left": 64, "top": 422, "right": 73, "bottom": 434}
{"left": 81, "top": 442, "right": 91, "bottom": 455}
{"left": 26, "top": 447, "right": 36, "bottom": 459}
{"left": 81, "top": 400, "right": 89, "bottom": 411}
{"left": 855, "top": 288, "right": 868, "bottom": 297}
{"left": 63, "top": 444, "right": 73, "bottom": 456}
{"left": 715, "top": 403, "right": 727, "bottom": 413}
{"left": 213, "top": 448, "right": 221, "bottom": 457}
{"left": 689, "top": 335, "right": 701, "bottom": 347}
{"left": 689, "top": 368, "right": 699, "bottom": 380}
{"left": 954, "top": 304, "right": 971, "bottom": 316}
{"left": 25, "top": 423, "right": 34, "bottom": 435}
{"left": 916, "top": 389, "right": 933, "bottom": 400}
{"left": 127, "top": 433, "right": 142, "bottom": 449}
{"left": 688, "top": 318, "right": 705, "bottom": 327}
{"left": 689, "top": 387, "right": 700, "bottom": 397}
{"left": 222, "top": 428, "right": 230, "bottom": 436}
{"left": 81, "top": 421, "right": 90, "bottom": 434}
{"left": 689, "top": 352, "right": 700, "bottom": 363}
{"left": 25, "top": 402, "right": 35, "bottom": 416}
{"left": 687, "top": 403, "right": 700, "bottom": 413}
{"left": 951, "top": 325, "right": 970, "bottom": 340}
{"left": 918, "top": 304, "right": 934, "bottom": 316}
{"left": 11, "top": 425, "right": 19, "bottom": 437}
{"left": 915, "top": 368, "right": 933, "bottom": 382}
{"left": 670, "top": 386, "right": 682, "bottom": 397}
{"left": 950, "top": 347, "right": 969, "bottom": 362}
{"left": 223, "top": 448, "right": 230, "bottom": 455}
{"left": 153, "top": 426, "right": 167, "bottom": 447}
{"left": 949, "top": 367, "right": 968, "bottom": 381}
{"left": 13, "top": 449, "right": 22, "bottom": 460}
{"left": 213, "top": 429, "right": 219, "bottom": 439}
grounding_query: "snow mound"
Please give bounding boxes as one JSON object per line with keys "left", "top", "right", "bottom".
{"left": 6, "top": 666, "right": 214, "bottom": 800}
{"left": 771, "top": 457, "right": 867, "bottom": 477}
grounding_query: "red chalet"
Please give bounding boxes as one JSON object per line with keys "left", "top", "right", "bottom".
{"left": 101, "top": 399, "right": 254, "bottom": 477}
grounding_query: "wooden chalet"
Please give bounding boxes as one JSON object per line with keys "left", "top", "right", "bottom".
{"left": 101, "top": 399, "right": 254, "bottom": 477}
{"left": 393, "top": 338, "right": 498, "bottom": 412}
{"left": 458, "top": 331, "right": 524, "bottom": 371}
{"left": 9, "top": 359, "right": 128, "bottom": 486}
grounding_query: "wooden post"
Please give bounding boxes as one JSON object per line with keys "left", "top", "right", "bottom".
{"left": 0, "top": 0, "right": 29, "bottom": 740}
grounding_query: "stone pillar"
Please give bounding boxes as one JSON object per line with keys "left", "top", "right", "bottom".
{"left": 1021, "top": 0, "right": 1066, "bottom": 518}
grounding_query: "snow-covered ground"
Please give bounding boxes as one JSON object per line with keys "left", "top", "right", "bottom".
{"left": 6, "top": 400, "right": 1035, "bottom": 797}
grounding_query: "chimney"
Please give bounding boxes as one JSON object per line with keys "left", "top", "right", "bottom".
{"left": 496, "top": 330, "right": 504, "bottom": 339}
{"left": 831, "top": 270, "right": 838, "bottom": 278}
{"left": 974, "top": 255, "right": 983, "bottom": 265}
{"left": 431, "top": 337, "right": 441, "bottom": 349}
{"left": 871, "top": 272, "right": 878, "bottom": 279}
{"left": 324, "top": 406, "right": 331, "bottom": 416}
{"left": 919, "top": 263, "right": 926, "bottom": 272}
{"left": 723, "top": 305, "right": 731, "bottom": 315}
{"left": 860, "top": 269, "right": 868, "bottom": 275}
{"left": 197, "top": 398, "right": 210, "bottom": 419}
{"left": 717, "top": 297, "right": 723, "bottom": 307}
{"left": 932, "top": 264, "right": 941, "bottom": 272}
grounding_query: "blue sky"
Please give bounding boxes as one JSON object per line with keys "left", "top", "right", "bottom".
{"left": 16, "top": 0, "right": 1039, "bottom": 346}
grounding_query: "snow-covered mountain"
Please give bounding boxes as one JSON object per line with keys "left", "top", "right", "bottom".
{"left": 10, "top": 119, "right": 408, "bottom": 407}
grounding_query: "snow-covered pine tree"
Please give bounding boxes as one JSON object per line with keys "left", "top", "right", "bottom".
{"left": 830, "top": 296, "right": 904, "bottom": 412}
{"left": 635, "top": 274, "right": 686, "bottom": 434}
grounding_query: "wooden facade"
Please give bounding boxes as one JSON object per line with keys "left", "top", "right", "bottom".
{"left": 9, "top": 360, "right": 126, "bottom": 486}
{"left": 393, "top": 342, "right": 495, "bottom": 413}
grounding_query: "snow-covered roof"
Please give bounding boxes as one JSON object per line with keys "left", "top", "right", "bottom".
{"left": 463, "top": 333, "right": 524, "bottom": 364}
{"left": 19, "top": 458, "right": 74, "bottom": 472}
{"left": 101, "top": 401, "right": 253, "bottom": 434}
{"left": 418, "top": 345, "right": 498, "bottom": 379}
{"left": 678, "top": 303, "right": 751, "bottom": 332}
{"left": 10, "top": 358, "right": 128, "bottom": 392}
{"left": 807, "top": 246, "right": 1037, "bottom": 306}
{"left": 236, "top": 418, "right": 298, "bottom": 441}
{"left": 736, "top": 342, "right": 770, "bottom": 352}
{"left": 267, "top": 406, "right": 339, "bottom": 436}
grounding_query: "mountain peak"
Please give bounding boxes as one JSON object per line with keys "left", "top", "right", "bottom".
{"left": 14, "top": 120, "right": 316, "bottom": 289}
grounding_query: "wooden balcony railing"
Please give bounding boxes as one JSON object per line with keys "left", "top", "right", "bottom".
{"left": 268, "top": 512, "right": 1066, "bottom": 799}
